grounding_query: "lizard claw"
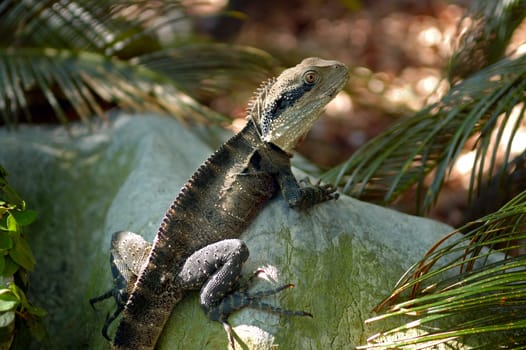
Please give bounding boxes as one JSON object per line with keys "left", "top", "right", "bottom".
{"left": 299, "top": 177, "right": 325, "bottom": 187}
{"left": 222, "top": 321, "right": 237, "bottom": 350}
{"left": 237, "top": 269, "right": 266, "bottom": 292}
{"left": 321, "top": 183, "right": 339, "bottom": 201}
{"left": 291, "top": 178, "right": 339, "bottom": 209}
{"left": 299, "top": 177, "right": 312, "bottom": 186}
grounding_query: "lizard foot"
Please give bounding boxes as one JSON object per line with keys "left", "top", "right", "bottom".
{"left": 89, "top": 289, "right": 126, "bottom": 341}
{"left": 209, "top": 281, "right": 312, "bottom": 349}
{"left": 224, "top": 283, "right": 313, "bottom": 318}
{"left": 299, "top": 177, "right": 339, "bottom": 199}
{"left": 288, "top": 177, "right": 338, "bottom": 209}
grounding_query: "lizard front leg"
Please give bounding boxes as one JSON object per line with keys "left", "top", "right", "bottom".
{"left": 277, "top": 166, "right": 338, "bottom": 210}
{"left": 178, "top": 239, "right": 311, "bottom": 349}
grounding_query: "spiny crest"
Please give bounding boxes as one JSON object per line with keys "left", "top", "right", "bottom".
{"left": 177, "top": 157, "right": 215, "bottom": 195}
{"left": 167, "top": 146, "right": 224, "bottom": 212}
{"left": 246, "top": 77, "right": 276, "bottom": 135}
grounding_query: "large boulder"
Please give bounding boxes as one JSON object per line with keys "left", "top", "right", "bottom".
{"left": 0, "top": 113, "right": 454, "bottom": 349}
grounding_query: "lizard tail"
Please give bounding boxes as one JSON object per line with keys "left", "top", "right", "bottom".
{"left": 112, "top": 259, "right": 183, "bottom": 349}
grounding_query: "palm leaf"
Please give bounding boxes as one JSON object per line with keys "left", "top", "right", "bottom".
{"left": 135, "top": 44, "right": 278, "bottom": 99}
{"left": 448, "top": 0, "right": 526, "bottom": 82}
{"left": 464, "top": 149, "right": 526, "bottom": 225}
{"left": 0, "top": 0, "right": 277, "bottom": 126}
{"left": 0, "top": 48, "right": 227, "bottom": 125}
{"left": 0, "top": 0, "right": 178, "bottom": 51}
{"left": 359, "top": 191, "right": 526, "bottom": 349}
{"left": 324, "top": 53, "right": 526, "bottom": 212}
{"left": 323, "top": 0, "right": 526, "bottom": 213}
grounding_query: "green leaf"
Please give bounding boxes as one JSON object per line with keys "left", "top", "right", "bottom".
{"left": 7, "top": 283, "right": 26, "bottom": 307}
{"left": 10, "top": 210, "right": 37, "bottom": 226}
{"left": 0, "top": 216, "right": 7, "bottom": 231}
{"left": 136, "top": 44, "right": 277, "bottom": 99}
{"left": 0, "top": 190, "right": 24, "bottom": 211}
{"left": 0, "top": 292, "right": 18, "bottom": 312}
{"left": 0, "top": 256, "right": 5, "bottom": 275}
{"left": 326, "top": 53, "right": 526, "bottom": 213}
{"left": 0, "top": 310, "right": 15, "bottom": 328}
{"left": 1, "top": 256, "right": 18, "bottom": 277}
{"left": 24, "top": 303, "right": 46, "bottom": 318}
{"left": 0, "top": 201, "right": 15, "bottom": 211}
{"left": 9, "top": 236, "right": 35, "bottom": 271}
{"left": 0, "top": 0, "right": 278, "bottom": 127}
{"left": 0, "top": 233, "right": 13, "bottom": 250}
{"left": 362, "top": 191, "right": 526, "bottom": 348}
{"left": 6, "top": 214, "right": 16, "bottom": 232}
{"left": 1, "top": 48, "right": 228, "bottom": 126}
{"left": 6, "top": 283, "right": 45, "bottom": 317}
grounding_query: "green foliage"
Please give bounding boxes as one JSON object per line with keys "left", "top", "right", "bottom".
{"left": 0, "top": 283, "right": 46, "bottom": 319}
{"left": 319, "top": 1, "right": 526, "bottom": 348}
{"left": 448, "top": 0, "right": 526, "bottom": 82}
{"left": 324, "top": 0, "right": 526, "bottom": 213}
{"left": 325, "top": 54, "right": 526, "bottom": 211}
{"left": 0, "top": 0, "right": 277, "bottom": 126}
{"left": 0, "top": 186, "right": 37, "bottom": 274}
{"left": 0, "top": 166, "right": 47, "bottom": 345}
{"left": 360, "top": 191, "right": 526, "bottom": 349}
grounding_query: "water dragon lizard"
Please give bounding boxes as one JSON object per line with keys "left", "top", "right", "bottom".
{"left": 91, "top": 57, "right": 349, "bottom": 349}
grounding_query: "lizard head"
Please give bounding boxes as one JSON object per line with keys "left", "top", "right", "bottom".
{"left": 248, "top": 57, "right": 349, "bottom": 153}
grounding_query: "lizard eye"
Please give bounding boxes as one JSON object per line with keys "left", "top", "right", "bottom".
{"left": 303, "top": 70, "right": 319, "bottom": 85}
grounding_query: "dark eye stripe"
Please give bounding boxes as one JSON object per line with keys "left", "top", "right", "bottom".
{"left": 261, "top": 83, "right": 314, "bottom": 135}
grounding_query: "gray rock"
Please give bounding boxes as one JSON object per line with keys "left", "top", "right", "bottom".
{"left": 0, "top": 113, "right": 455, "bottom": 349}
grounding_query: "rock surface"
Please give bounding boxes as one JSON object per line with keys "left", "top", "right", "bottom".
{"left": 0, "top": 113, "right": 455, "bottom": 349}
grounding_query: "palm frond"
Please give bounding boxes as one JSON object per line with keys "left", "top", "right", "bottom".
{"left": 324, "top": 54, "right": 526, "bottom": 212}
{"left": 359, "top": 191, "right": 526, "bottom": 349}
{"left": 135, "top": 44, "right": 278, "bottom": 99}
{"left": 323, "top": 0, "right": 526, "bottom": 213}
{"left": 0, "top": 48, "right": 226, "bottom": 126}
{"left": 0, "top": 0, "right": 278, "bottom": 126}
{"left": 464, "top": 149, "right": 526, "bottom": 225}
{"left": 448, "top": 0, "right": 526, "bottom": 82}
{"left": 0, "top": 0, "right": 182, "bottom": 52}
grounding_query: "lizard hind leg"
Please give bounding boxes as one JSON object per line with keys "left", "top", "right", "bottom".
{"left": 179, "top": 240, "right": 311, "bottom": 348}
{"left": 212, "top": 277, "right": 313, "bottom": 350}
{"left": 89, "top": 289, "right": 126, "bottom": 341}
{"left": 90, "top": 231, "right": 152, "bottom": 340}
{"left": 211, "top": 281, "right": 313, "bottom": 321}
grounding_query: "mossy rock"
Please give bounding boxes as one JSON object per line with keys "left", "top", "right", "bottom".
{"left": 0, "top": 113, "right": 458, "bottom": 349}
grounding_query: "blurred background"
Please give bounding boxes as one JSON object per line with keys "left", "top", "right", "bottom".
{"left": 2, "top": 1, "right": 526, "bottom": 348}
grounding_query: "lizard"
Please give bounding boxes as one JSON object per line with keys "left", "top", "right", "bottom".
{"left": 91, "top": 57, "right": 349, "bottom": 349}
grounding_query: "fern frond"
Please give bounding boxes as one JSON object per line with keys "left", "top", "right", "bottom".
{"left": 448, "top": 0, "right": 526, "bottom": 82}
{"left": 136, "top": 44, "right": 277, "bottom": 99}
{"left": 359, "top": 191, "right": 526, "bottom": 349}
{"left": 0, "top": 1, "right": 277, "bottom": 126}
{"left": 324, "top": 55, "right": 526, "bottom": 212}
{"left": 0, "top": 48, "right": 225, "bottom": 125}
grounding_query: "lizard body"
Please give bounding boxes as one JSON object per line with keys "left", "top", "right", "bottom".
{"left": 92, "top": 57, "right": 349, "bottom": 349}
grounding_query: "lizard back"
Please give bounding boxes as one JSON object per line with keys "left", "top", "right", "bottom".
{"left": 113, "top": 122, "right": 289, "bottom": 348}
